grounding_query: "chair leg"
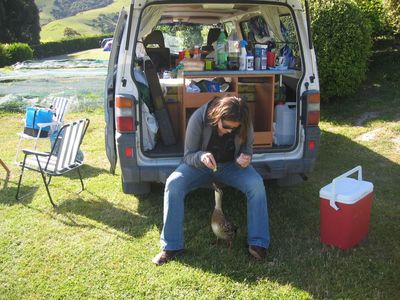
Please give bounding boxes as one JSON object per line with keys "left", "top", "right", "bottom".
{"left": 15, "top": 155, "right": 27, "bottom": 200}
{"left": 77, "top": 168, "right": 84, "bottom": 193}
{"left": 35, "top": 156, "right": 57, "bottom": 208}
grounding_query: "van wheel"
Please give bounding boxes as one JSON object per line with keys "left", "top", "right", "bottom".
{"left": 122, "top": 180, "right": 151, "bottom": 195}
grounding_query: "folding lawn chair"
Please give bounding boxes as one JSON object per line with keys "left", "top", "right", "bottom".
{"left": 15, "top": 97, "right": 69, "bottom": 162}
{"left": 16, "top": 119, "right": 90, "bottom": 208}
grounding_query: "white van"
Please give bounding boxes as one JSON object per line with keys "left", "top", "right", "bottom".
{"left": 105, "top": 0, "right": 320, "bottom": 194}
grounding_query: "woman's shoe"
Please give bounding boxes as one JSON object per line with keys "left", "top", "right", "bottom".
{"left": 248, "top": 245, "right": 266, "bottom": 260}
{"left": 152, "top": 249, "right": 183, "bottom": 265}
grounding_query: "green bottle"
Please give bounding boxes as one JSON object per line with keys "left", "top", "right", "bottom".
{"left": 216, "top": 29, "right": 227, "bottom": 70}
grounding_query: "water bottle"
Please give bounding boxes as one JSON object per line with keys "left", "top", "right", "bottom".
{"left": 227, "top": 29, "right": 240, "bottom": 70}
{"left": 239, "top": 40, "right": 248, "bottom": 71}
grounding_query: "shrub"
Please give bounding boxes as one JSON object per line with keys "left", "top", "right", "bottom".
{"left": 310, "top": 0, "right": 373, "bottom": 101}
{"left": 32, "top": 34, "right": 112, "bottom": 59}
{"left": 0, "top": 44, "right": 10, "bottom": 67}
{"left": 353, "top": 0, "right": 390, "bottom": 38}
{"left": 384, "top": 0, "right": 400, "bottom": 36}
{"left": 4, "top": 43, "right": 33, "bottom": 65}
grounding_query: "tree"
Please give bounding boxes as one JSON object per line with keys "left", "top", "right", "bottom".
{"left": 0, "top": 0, "right": 41, "bottom": 45}
{"left": 64, "top": 27, "right": 81, "bottom": 38}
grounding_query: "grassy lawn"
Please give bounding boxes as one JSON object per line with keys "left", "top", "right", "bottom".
{"left": 0, "top": 49, "right": 399, "bottom": 298}
{"left": 45, "top": 48, "right": 111, "bottom": 61}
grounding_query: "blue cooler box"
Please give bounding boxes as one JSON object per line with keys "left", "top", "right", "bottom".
{"left": 24, "top": 107, "right": 54, "bottom": 137}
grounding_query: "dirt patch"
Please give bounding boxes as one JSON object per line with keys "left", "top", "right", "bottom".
{"left": 392, "top": 136, "right": 400, "bottom": 152}
{"left": 355, "top": 112, "right": 380, "bottom": 126}
{"left": 357, "top": 128, "right": 384, "bottom": 142}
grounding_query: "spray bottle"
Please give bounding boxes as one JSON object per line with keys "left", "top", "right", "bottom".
{"left": 239, "top": 40, "right": 248, "bottom": 71}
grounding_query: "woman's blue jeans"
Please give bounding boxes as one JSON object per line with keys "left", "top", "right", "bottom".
{"left": 160, "top": 162, "right": 270, "bottom": 250}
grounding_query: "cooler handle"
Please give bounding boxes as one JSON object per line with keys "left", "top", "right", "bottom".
{"left": 330, "top": 165, "right": 362, "bottom": 211}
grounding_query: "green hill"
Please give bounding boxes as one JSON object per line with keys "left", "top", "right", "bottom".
{"left": 37, "top": 0, "right": 130, "bottom": 42}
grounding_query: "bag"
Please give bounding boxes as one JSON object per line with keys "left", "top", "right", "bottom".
{"left": 23, "top": 106, "right": 54, "bottom": 137}
{"left": 141, "top": 102, "right": 158, "bottom": 151}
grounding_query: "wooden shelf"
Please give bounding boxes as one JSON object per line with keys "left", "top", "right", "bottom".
{"left": 180, "top": 71, "right": 275, "bottom": 148}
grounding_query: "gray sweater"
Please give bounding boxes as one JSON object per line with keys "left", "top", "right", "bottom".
{"left": 183, "top": 101, "right": 254, "bottom": 168}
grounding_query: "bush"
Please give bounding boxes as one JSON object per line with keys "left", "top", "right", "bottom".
{"left": 4, "top": 43, "right": 33, "bottom": 65}
{"left": 0, "top": 44, "right": 10, "bottom": 67}
{"left": 32, "top": 34, "right": 112, "bottom": 59}
{"left": 384, "top": 0, "right": 400, "bottom": 36}
{"left": 353, "top": 0, "right": 390, "bottom": 38}
{"left": 310, "top": 0, "right": 373, "bottom": 101}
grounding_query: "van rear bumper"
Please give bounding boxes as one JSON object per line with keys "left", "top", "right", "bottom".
{"left": 118, "top": 126, "right": 320, "bottom": 192}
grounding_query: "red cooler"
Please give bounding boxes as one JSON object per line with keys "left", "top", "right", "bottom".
{"left": 320, "top": 166, "right": 374, "bottom": 249}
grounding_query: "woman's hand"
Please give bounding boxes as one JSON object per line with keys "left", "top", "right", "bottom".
{"left": 200, "top": 152, "right": 217, "bottom": 171}
{"left": 236, "top": 153, "right": 251, "bottom": 168}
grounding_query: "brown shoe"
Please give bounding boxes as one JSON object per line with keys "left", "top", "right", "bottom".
{"left": 152, "top": 249, "right": 183, "bottom": 266}
{"left": 248, "top": 245, "right": 266, "bottom": 260}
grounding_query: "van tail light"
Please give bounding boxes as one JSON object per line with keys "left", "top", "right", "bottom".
{"left": 306, "top": 92, "right": 320, "bottom": 125}
{"left": 115, "top": 95, "right": 136, "bottom": 133}
{"left": 117, "top": 116, "right": 135, "bottom": 132}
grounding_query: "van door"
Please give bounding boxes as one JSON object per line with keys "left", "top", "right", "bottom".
{"left": 104, "top": 9, "right": 127, "bottom": 174}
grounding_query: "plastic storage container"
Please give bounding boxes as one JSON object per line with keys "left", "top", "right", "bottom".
{"left": 320, "top": 166, "right": 374, "bottom": 249}
{"left": 24, "top": 106, "right": 54, "bottom": 137}
{"left": 274, "top": 102, "right": 296, "bottom": 145}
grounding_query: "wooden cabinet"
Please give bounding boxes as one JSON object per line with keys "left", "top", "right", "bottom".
{"left": 181, "top": 70, "right": 275, "bottom": 148}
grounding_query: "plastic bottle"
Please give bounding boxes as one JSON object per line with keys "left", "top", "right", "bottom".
{"left": 239, "top": 40, "right": 248, "bottom": 71}
{"left": 261, "top": 45, "right": 268, "bottom": 70}
{"left": 193, "top": 46, "right": 201, "bottom": 60}
{"left": 254, "top": 44, "right": 262, "bottom": 70}
{"left": 274, "top": 102, "right": 296, "bottom": 145}
{"left": 227, "top": 29, "right": 240, "bottom": 70}
{"left": 216, "top": 29, "right": 228, "bottom": 69}
{"left": 184, "top": 49, "right": 191, "bottom": 58}
{"left": 246, "top": 53, "right": 254, "bottom": 71}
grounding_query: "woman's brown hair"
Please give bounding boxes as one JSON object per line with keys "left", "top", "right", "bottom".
{"left": 207, "top": 96, "right": 250, "bottom": 143}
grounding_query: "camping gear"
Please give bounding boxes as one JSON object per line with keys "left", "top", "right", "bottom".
{"left": 16, "top": 97, "right": 69, "bottom": 162}
{"left": 144, "top": 59, "right": 176, "bottom": 146}
{"left": 319, "top": 166, "right": 374, "bottom": 249}
{"left": 24, "top": 106, "right": 54, "bottom": 138}
{"left": 16, "top": 119, "right": 90, "bottom": 208}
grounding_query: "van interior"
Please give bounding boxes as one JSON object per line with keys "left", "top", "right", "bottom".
{"left": 133, "top": 3, "right": 303, "bottom": 157}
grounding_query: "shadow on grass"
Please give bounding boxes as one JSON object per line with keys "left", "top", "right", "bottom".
{"left": 0, "top": 181, "right": 39, "bottom": 206}
{"left": 56, "top": 185, "right": 165, "bottom": 239}
{"left": 62, "top": 164, "right": 109, "bottom": 179}
{"left": 147, "top": 130, "right": 399, "bottom": 299}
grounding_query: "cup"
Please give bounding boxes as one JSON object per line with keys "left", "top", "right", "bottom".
{"left": 205, "top": 59, "right": 213, "bottom": 71}
{"left": 267, "top": 52, "right": 275, "bottom": 67}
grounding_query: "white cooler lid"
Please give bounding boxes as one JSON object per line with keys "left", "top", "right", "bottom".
{"left": 320, "top": 177, "right": 374, "bottom": 204}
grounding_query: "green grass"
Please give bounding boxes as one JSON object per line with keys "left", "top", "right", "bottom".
{"left": 40, "top": 0, "right": 130, "bottom": 42}
{"left": 0, "top": 49, "right": 399, "bottom": 299}
{"left": 46, "top": 48, "right": 111, "bottom": 60}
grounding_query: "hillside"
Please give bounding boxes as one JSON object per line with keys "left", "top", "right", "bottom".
{"left": 37, "top": 0, "right": 130, "bottom": 42}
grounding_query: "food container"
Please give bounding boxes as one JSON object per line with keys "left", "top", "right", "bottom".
{"left": 320, "top": 166, "right": 374, "bottom": 249}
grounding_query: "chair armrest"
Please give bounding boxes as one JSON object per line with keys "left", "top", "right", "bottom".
{"left": 22, "top": 149, "right": 50, "bottom": 157}
{"left": 37, "top": 121, "right": 60, "bottom": 128}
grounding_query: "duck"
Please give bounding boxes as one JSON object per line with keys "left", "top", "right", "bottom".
{"left": 211, "top": 183, "right": 238, "bottom": 248}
